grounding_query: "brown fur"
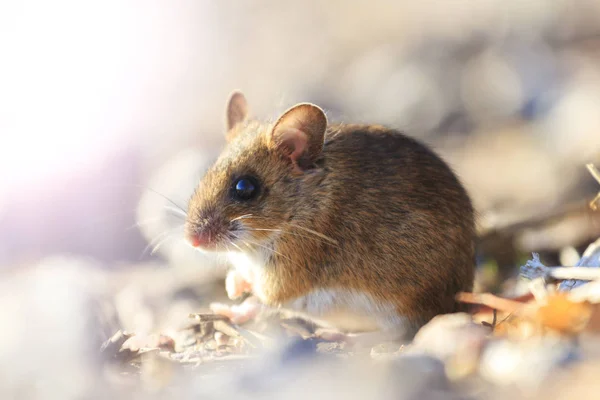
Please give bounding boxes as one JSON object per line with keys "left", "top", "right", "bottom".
{"left": 186, "top": 94, "right": 475, "bottom": 331}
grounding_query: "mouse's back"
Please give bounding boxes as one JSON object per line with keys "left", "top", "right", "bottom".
{"left": 296, "top": 123, "right": 476, "bottom": 327}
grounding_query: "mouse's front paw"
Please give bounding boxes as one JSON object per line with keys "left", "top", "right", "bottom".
{"left": 210, "top": 296, "right": 263, "bottom": 325}
{"left": 225, "top": 269, "right": 253, "bottom": 300}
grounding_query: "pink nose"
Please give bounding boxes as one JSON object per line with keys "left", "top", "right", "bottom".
{"left": 187, "top": 232, "right": 210, "bottom": 248}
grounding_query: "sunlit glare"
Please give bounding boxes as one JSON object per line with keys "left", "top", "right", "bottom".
{"left": 0, "top": 1, "right": 167, "bottom": 189}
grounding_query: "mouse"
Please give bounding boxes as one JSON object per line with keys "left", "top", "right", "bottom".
{"left": 185, "top": 91, "right": 475, "bottom": 340}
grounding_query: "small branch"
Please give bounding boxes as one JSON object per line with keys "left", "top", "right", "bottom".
{"left": 587, "top": 163, "right": 600, "bottom": 185}
{"left": 540, "top": 266, "right": 600, "bottom": 281}
{"left": 523, "top": 264, "right": 600, "bottom": 281}
{"left": 590, "top": 193, "right": 600, "bottom": 211}
{"left": 588, "top": 164, "right": 600, "bottom": 211}
{"left": 456, "top": 292, "right": 527, "bottom": 313}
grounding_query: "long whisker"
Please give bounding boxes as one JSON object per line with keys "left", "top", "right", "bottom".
{"left": 126, "top": 216, "right": 165, "bottom": 231}
{"left": 230, "top": 232, "right": 318, "bottom": 278}
{"left": 285, "top": 223, "right": 338, "bottom": 245}
{"left": 223, "top": 238, "right": 232, "bottom": 254}
{"left": 140, "top": 224, "right": 185, "bottom": 258}
{"left": 243, "top": 227, "right": 339, "bottom": 247}
{"left": 230, "top": 232, "right": 293, "bottom": 262}
{"left": 129, "top": 204, "right": 186, "bottom": 233}
{"left": 130, "top": 205, "right": 187, "bottom": 230}
{"left": 151, "top": 233, "right": 177, "bottom": 255}
{"left": 230, "top": 214, "right": 254, "bottom": 223}
{"left": 232, "top": 214, "right": 339, "bottom": 246}
{"left": 164, "top": 205, "right": 187, "bottom": 218}
{"left": 229, "top": 240, "right": 245, "bottom": 253}
{"left": 233, "top": 235, "right": 320, "bottom": 282}
{"left": 138, "top": 185, "right": 187, "bottom": 214}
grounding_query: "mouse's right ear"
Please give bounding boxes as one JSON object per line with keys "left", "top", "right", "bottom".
{"left": 225, "top": 90, "right": 249, "bottom": 141}
{"left": 268, "top": 103, "right": 327, "bottom": 172}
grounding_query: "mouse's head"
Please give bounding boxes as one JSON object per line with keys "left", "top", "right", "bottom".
{"left": 185, "top": 91, "right": 327, "bottom": 252}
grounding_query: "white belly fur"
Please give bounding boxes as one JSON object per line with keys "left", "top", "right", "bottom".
{"left": 287, "top": 288, "right": 408, "bottom": 333}
{"left": 226, "top": 251, "right": 408, "bottom": 334}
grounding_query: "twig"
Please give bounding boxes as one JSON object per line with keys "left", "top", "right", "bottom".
{"left": 456, "top": 292, "right": 528, "bottom": 313}
{"left": 589, "top": 194, "right": 600, "bottom": 211}
{"left": 587, "top": 164, "right": 600, "bottom": 211}
{"left": 189, "top": 313, "right": 264, "bottom": 349}
{"left": 587, "top": 163, "right": 600, "bottom": 185}
{"left": 524, "top": 265, "right": 600, "bottom": 281}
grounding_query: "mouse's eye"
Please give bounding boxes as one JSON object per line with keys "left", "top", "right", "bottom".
{"left": 232, "top": 176, "right": 260, "bottom": 201}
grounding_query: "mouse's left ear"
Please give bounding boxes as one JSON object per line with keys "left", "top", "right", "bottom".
{"left": 268, "top": 103, "right": 327, "bottom": 172}
{"left": 225, "top": 90, "right": 249, "bottom": 141}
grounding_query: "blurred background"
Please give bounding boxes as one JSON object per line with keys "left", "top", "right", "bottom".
{"left": 1, "top": 0, "right": 600, "bottom": 396}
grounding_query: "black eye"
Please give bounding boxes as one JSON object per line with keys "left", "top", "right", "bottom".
{"left": 232, "top": 176, "right": 260, "bottom": 201}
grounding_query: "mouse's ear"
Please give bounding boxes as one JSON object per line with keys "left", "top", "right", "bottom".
{"left": 268, "top": 103, "right": 327, "bottom": 171}
{"left": 225, "top": 90, "right": 249, "bottom": 139}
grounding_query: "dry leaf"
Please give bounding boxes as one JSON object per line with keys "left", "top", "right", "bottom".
{"left": 536, "top": 293, "right": 593, "bottom": 335}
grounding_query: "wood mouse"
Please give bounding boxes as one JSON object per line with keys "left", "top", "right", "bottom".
{"left": 185, "top": 91, "right": 475, "bottom": 339}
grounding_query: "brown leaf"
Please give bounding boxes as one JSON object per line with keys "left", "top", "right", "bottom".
{"left": 536, "top": 293, "right": 593, "bottom": 334}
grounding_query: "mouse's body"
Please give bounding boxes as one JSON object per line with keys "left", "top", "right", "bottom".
{"left": 186, "top": 92, "right": 475, "bottom": 338}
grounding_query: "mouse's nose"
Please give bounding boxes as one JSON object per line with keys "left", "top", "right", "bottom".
{"left": 186, "top": 231, "right": 211, "bottom": 248}
{"left": 185, "top": 214, "right": 220, "bottom": 249}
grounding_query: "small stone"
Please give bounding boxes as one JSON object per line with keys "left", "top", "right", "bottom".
{"left": 215, "top": 331, "right": 230, "bottom": 346}
{"left": 411, "top": 313, "right": 490, "bottom": 361}
{"left": 409, "top": 312, "right": 490, "bottom": 380}
{"left": 157, "top": 335, "right": 176, "bottom": 352}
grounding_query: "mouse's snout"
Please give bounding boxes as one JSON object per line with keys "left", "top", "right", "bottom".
{"left": 185, "top": 229, "right": 210, "bottom": 248}
{"left": 185, "top": 223, "right": 218, "bottom": 250}
{"left": 184, "top": 211, "right": 225, "bottom": 250}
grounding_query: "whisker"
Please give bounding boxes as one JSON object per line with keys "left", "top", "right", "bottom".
{"left": 140, "top": 224, "right": 185, "bottom": 259}
{"left": 230, "top": 232, "right": 293, "bottom": 262}
{"left": 151, "top": 234, "right": 177, "bottom": 255}
{"left": 230, "top": 214, "right": 254, "bottom": 223}
{"left": 285, "top": 223, "right": 339, "bottom": 245}
{"left": 138, "top": 185, "right": 187, "bottom": 214}
{"left": 164, "top": 205, "right": 187, "bottom": 218}
{"left": 244, "top": 227, "right": 338, "bottom": 247}
{"left": 248, "top": 241, "right": 292, "bottom": 262}
{"left": 126, "top": 216, "right": 164, "bottom": 231}
{"left": 128, "top": 204, "right": 186, "bottom": 233}
{"left": 230, "top": 232, "right": 318, "bottom": 279}
{"left": 228, "top": 214, "right": 337, "bottom": 246}
{"left": 223, "top": 237, "right": 232, "bottom": 254}
{"left": 97, "top": 183, "right": 188, "bottom": 215}
{"left": 229, "top": 240, "right": 245, "bottom": 253}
